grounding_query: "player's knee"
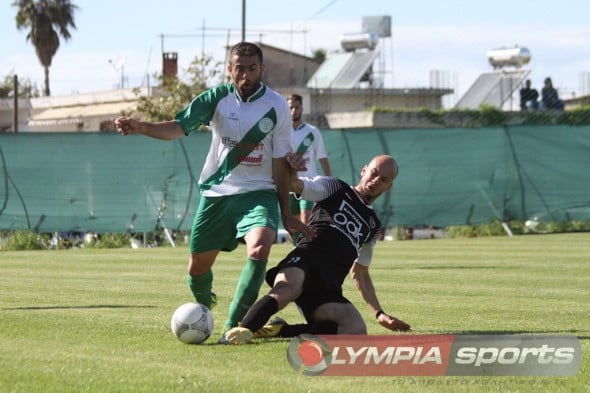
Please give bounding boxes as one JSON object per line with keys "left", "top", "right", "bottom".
{"left": 246, "top": 238, "right": 274, "bottom": 260}
{"left": 270, "top": 280, "right": 301, "bottom": 298}
{"left": 330, "top": 307, "right": 367, "bottom": 334}
{"left": 338, "top": 319, "right": 367, "bottom": 334}
{"left": 187, "top": 253, "right": 216, "bottom": 275}
{"left": 188, "top": 264, "right": 210, "bottom": 276}
{"left": 248, "top": 246, "right": 271, "bottom": 260}
{"left": 269, "top": 281, "right": 301, "bottom": 307}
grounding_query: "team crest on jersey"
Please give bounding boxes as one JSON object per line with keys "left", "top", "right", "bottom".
{"left": 303, "top": 138, "right": 312, "bottom": 147}
{"left": 258, "top": 117, "right": 275, "bottom": 133}
{"left": 369, "top": 216, "right": 377, "bottom": 229}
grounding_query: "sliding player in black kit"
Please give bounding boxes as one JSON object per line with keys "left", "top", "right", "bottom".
{"left": 222, "top": 155, "right": 411, "bottom": 345}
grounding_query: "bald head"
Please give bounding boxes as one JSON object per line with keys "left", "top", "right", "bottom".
{"left": 368, "top": 155, "right": 398, "bottom": 178}
{"left": 355, "top": 155, "right": 399, "bottom": 204}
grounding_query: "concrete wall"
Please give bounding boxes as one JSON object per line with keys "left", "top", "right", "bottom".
{"left": 0, "top": 98, "right": 30, "bottom": 132}
{"left": 259, "top": 44, "right": 321, "bottom": 89}
{"left": 325, "top": 110, "right": 534, "bottom": 129}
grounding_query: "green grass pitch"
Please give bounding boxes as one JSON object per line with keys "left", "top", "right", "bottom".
{"left": 1, "top": 233, "right": 588, "bottom": 392}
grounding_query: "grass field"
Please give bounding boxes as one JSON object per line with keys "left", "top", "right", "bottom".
{"left": 1, "top": 233, "right": 588, "bottom": 393}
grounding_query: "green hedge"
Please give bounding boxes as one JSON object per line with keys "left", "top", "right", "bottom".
{"left": 445, "top": 220, "right": 590, "bottom": 238}
{"left": 369, "top": 104, "right": 590, "bottom": 127}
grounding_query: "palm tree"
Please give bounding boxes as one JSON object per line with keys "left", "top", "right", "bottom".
{"left": 13, "top": 0, "right": 78, "bottom": 96}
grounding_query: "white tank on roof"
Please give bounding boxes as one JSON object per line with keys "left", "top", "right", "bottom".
{"left": 340, "top": 32, "right": 379, "bottom": 52}
{"left": 487, "top": 46, "right": 531, "bottom": 68}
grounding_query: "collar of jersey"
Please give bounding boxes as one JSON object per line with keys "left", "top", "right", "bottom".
{"left": 232, "top": 83, "right": 266, "bottom": 102}
{"left": 352, "top": 187, "right": 373, "bottom": 208}
{"left": 294, "top": 123, "right": 307, "bottom": 131}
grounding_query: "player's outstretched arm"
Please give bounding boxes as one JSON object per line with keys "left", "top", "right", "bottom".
{"left": 286, "top": 152, "right": 307, "bottom": 172}
{"left": 376, "top": 312, "right": 411, "bottom": 332}
{"left": 350, "top": 261, "right": 411, "bottom": 332}
{"left": 114, "top": 117, "right": 185, "bottom": 140}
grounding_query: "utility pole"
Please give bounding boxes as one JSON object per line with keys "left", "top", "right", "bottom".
{"left": 241, "top": 0, "right": 246, "bottom": 41}
{"left": 13, "top": 74, "right": 18, "bottom": 133}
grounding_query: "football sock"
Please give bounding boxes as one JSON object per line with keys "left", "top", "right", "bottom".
{"left": 224, "top": 258, "right": 267, "bottom": 330}
{"left": 279, "top": 320, "right": 338, "bottom": 337}
{"left": 240, "top": 295, "right": 279, "bottom": 333}
{"left": 186, "top": 270, "right": 213, "bottom": 309}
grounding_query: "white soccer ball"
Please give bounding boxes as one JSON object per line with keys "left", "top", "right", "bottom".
{"left": 170, "top": 302, "right": 214, "bottom": 344}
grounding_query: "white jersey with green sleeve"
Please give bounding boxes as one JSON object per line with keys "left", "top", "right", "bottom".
{"left": 175, "top": 83, "right": 293, "bottom": 197}
{"left": 291, "top": 123, "right": 328, "bottom": 178}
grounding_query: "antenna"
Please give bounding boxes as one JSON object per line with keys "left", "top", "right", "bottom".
{"left": 108, "top": 56, "right": 127, "bottom": 89}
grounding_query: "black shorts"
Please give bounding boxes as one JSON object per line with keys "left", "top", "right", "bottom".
{"left": 266, "top": 248, "right": 351, "bottom": 322}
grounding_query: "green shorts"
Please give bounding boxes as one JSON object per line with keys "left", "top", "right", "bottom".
{"left": 288, "top": 193, "right": 314, "bottom": 216}
{"left": 189, "top": 189, "right": 279, "bottom": 254}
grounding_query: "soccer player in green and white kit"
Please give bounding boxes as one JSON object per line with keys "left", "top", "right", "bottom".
{"left": 287, "top": 94, "right": 331, "bottom": 224}
{"left": 115, "top": 42, "right": 312, "bottom": 342}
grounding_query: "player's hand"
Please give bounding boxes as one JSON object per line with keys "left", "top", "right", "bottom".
{"left": 282, "top": 215, "right": 316, "bottom": 240}
{"left": 286, "top": 152, "right": 307, "bottom": 171}
{"left": 378, "top": 313, "right": 411, "bottom": 332}
{"left": 114, "top": 116, "right": 140, "bottom": 136}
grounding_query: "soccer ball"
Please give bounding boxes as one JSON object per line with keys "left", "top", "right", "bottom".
{"left": 170, "top": 302, "right": 214, "bottom": 344}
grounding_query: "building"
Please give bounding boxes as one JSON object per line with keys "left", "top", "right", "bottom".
{"left": 0, "top": 89, "right": 145, "bottom": 133}
{"left": 257, "top": 43, "right": 322, "bottom": 90}
{"left": 0, "top": 98, "right": 29, "bottom": 132}
{"left": 256, "top": 42, "right": 451, "bottom": 129}
{"left": 564, "top": 94, "right": 590, "bottom": 110}
{"left": 2, "top": 38, "right": 452, "bottom": 132}
{"left": 26, "top": 89, "right": 146, "bottom": 132}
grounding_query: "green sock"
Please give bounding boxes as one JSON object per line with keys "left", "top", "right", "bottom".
{"left": 224, "top": 258, "right": 267, "bottom": 330}
{"left": 186, "top": 270, "right": 213, "bottom": 309}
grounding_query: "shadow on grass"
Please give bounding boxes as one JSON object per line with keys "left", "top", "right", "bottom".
{"left": 199, "top": 333, "right": 590, "bottom": 346}
{"left": 3, "top": 304, "right": 157, "bottom": 311}
{"left": 394, "top": 266, "right": 502, "bottom": 270}
{"left": 453, "top": 330, "right": 590, "bottom": 340}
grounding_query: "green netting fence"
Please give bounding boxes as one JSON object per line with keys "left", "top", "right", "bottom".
{"left": 1, "top": 125, "right": 589, "bottom": 233}
{"left": 322, "top": 125, "right": 590, "bottom": 227}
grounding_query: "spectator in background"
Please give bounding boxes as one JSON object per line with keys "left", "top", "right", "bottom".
{"left": 519, "top": 79, "right": 539, "bottom": 111}
{"left": 287, "top": 94, "right": 332, "bottom": 224}
{"left": 541, "top": 77, "right": 565, "bottom": 110}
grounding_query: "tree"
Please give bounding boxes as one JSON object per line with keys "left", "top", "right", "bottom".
{"left": 0, "top": 71, "right": 40, "bottom": 98}
{"left": 312, "top": 48, "right": 327, "bottom": 63}
{"left": 129, "top": 54, "right": 225, "bottom": 123}
{"left": 13, "top": 0, "right": 78, "bottom": 96}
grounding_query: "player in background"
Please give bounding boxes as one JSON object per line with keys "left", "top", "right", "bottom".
{"left": 287, "top": 94, "right": 331, "bottom": 224}
{"left": 222, "top": 155, "right": 411, "bottom": 344}
{"left": 114, "top": 42, "right": 311, "bottom": 342}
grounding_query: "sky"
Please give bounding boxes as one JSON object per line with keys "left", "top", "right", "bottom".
{"left": 2, "top": 0, "right": 590, "bottom": 105}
